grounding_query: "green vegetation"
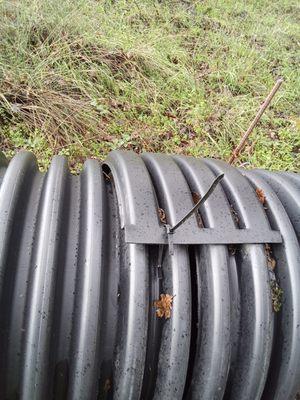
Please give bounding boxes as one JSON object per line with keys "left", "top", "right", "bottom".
{"left": 0, "top": 0, "right": 299, "bottom": 171}
{"left": 271, "top": 280, "right": 284, "bottom": 313}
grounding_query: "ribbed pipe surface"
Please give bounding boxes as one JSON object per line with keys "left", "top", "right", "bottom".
{"left": 0, "top": 150, "right": 299, "bottom": 400}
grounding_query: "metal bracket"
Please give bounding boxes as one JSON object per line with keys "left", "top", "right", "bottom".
{"left": 105, "top": 151, "right": 283, "bottom": 248}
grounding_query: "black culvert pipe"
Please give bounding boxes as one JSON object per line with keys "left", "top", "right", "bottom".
{"left": 0, "top": 150, "right": 299, "bottom": 400}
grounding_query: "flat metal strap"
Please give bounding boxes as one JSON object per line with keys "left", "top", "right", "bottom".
{"left": 125, "top": 225, "right": 282, "bottom": 245}
{"left": 105, "top": 151, "right": 282, "bottom": 246}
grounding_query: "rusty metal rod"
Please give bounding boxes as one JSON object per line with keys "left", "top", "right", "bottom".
{"left": 229, "top": 78, "right": 283, "bottom": 165}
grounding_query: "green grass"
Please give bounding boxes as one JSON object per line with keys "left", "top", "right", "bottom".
{"left": 0, "top": 0, "right": 299, "bottom": 172}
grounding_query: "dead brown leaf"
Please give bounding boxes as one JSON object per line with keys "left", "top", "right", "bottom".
{"left": 158, "top": 208, "right": 167, "bottom": 224}
{"left": 104, "top": 378, "right": 111, "bottom": 393}
{"left": 154, "top": 293, "right": 174, "bottom": 319}
{"left": 228, "top": 244, "right": 237, "bottom": 256}
{"left": 268, "top": 258, "right": 276, "bottom": 269}
{"left": 192, "top": 192, "right": 204, "bottom": 227}
{"left": 230, "top": 204, "right": 239, "bottom": 224}
{"left": 265, "top": 244, "right": 276, "bottom": 270}
{"left": 256, "top": 188, "right": 266, "bottom": 204}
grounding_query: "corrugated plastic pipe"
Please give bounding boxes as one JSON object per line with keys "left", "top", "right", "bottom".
{"left": 0, "top": 150, "right": 299, "bottom": 400}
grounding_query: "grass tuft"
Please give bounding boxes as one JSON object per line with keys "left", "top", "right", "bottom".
{"left": 0, "top": 0, "right": 299, "bottom": 171}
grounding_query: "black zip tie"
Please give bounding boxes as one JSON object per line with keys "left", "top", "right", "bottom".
{"left": 166, "top": 224, "right": 174, "bottom": 256}
{"left": 156, "top": 244, "right": 165, "bottom": 279}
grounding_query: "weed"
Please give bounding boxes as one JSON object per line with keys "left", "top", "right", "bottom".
{"left": 270, "top": 280, "right": 284, "bottom": 313}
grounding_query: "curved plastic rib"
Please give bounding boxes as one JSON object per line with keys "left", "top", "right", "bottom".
{"left": 173, "top": 155, "right": 231, "bottom": 399}
{"left": 204, "top": 159, "right": 274, "bottom": 400}
{"left": 142, "top": 153, "right": 192, "bottom": 400}
{"left": 105, "top": 150, "right": 161, "bottom": 234}
{"left": 277, "top": 171, "right": 300, "bottom": 187}
{"left": 0, "top": 152, "right": 37, "bottom": 300}
{"left": 20, "top": 156, "right": 68, "bottom": 399}
{"left": 105, "top": 151, "right": 149, "bottom": 400}
{"left": 255, "top": 171, "right": 300, "bottom": 240}
{"left": 0, "top": 157, "right": 44, "bottom": 400}
{"left": 244, "top": 170, "right": 300, "bottom": 400}
{"left": 68, "top": 160, "right": 106, "bottom": 399}
{"left": 113, "top": 240, "right": 149, "bottom": 400}
{"left": 0, "top": 153, "right": 8, "bottom": 188}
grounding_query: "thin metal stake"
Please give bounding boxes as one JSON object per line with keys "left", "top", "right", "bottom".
{"left": 229, "top": 78, "right": 283, "bottom": 165}
{"left": 169, "top": 173, "right": 224, "bottom": 233}
{"left": 165, "top": 173, "right": 224, "bottom": 255}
